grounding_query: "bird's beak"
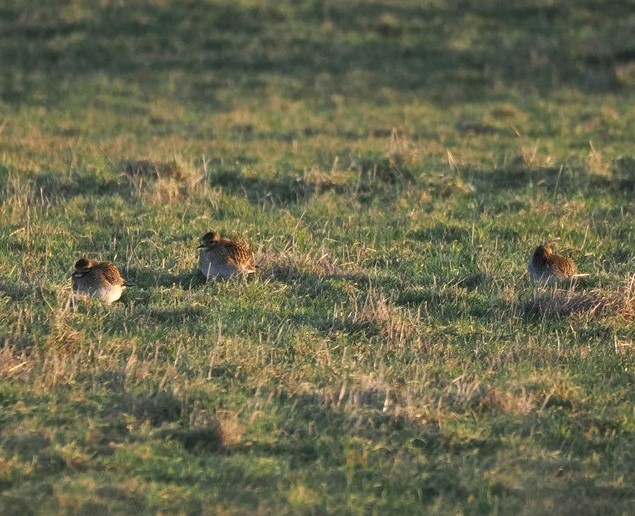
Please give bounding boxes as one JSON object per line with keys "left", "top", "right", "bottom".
{"left": 196, "top": 244, "right": 204, "bottom": 249}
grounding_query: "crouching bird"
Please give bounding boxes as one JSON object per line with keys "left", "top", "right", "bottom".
{"left": 71, "top": 258, "right": 130, "bottom": 304}
{"left": 527, "top": 244, "right": 588, "bottom": 286}
{"left": 198, "top": 231, "right": 255, "bottom": 281}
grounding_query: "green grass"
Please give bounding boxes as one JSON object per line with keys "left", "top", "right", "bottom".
{"left": 1, "top": 0, "right": 634, "bottom": 513}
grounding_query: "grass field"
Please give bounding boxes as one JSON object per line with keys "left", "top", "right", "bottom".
{"left": 1, "top": 0, "right": 634, "bottom": 513}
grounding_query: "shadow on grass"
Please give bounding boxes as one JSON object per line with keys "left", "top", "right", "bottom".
{"left": 394, "top": 283, "right": 510, "bottom": 322}
{"left": 409, "top": 223, "right": 472, "bottom": 244}
{"left": 260, "top": 261, "right": 394, "bottom": 297}
{"left": 125, "top": 268, "right": 206, "bottom": 291}
{"left": 0, "top": 279, "right": 34, "bottom": 302}
{"left": 1, "top": 380, "right": 633, "bottom": 513}
{"left": 0, "top": 169, "right": 132, "bottom": 205}
{"left": 210, "top": 168, "right": 348, "bottom": 205}
{"left": 145, "top": 306, "right": 209, "bottom": 326}
{"left": 467, "top": 159, "right": 635, "bottom": 200}
{"left": 211, "top": 150, "right": 416, "bottom": 205}
{"left": 470, "top": 165, "right": 565, "bottom": 192}
{"left": 33, "top": 171, "right": 125, "bottom": 201}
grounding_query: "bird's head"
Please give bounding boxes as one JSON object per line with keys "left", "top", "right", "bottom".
{"left": 533, "top": 245, "right": 552, "bottom": 262}
{"left": 198, "top": 231, "right": 221, "bottom": 249}
{"left": 72, "top": 258, "right": 93, "bottom": 278}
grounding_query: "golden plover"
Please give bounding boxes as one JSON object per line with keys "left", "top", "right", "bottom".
{"left": 71, "top": 258, "right": 128, "bottom": 304}
{"left": 198, "top": 231, "right": 255, "bottom": 280}
{"left": 527, "top": 245, "right": 587, "bottom": 286}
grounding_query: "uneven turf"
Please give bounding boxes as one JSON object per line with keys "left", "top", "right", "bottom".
{"left": 1, "top": 1, "right": 634, "bottom": 514}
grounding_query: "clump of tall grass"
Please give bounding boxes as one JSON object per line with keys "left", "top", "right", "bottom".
{"left": 331, "top": 288, "right": 423, "bottom": 351}
{"left": 118, "top": 157, "right": 205, "bottom": 201}
{"left": 525, "top": 275, "right": 635, "bottom": 320}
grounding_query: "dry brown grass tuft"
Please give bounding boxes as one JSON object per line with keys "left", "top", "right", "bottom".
{"left": 45, "top": 308, "right": 82, "bottom": 353}
{"left": 118, "top": 158, "right": 192, "bottom": 181}
{"left": 257, "top": 245, "right": 344, "bottom": 282}
{"left": 216, "top": 410, "right": 244, "bottom": 447}
{"left": 387, "top": 129, "right": 421, "bottom": 166}
{"left": 118, "top": 157, "right": 204, "bottom": 202}
{"left": 349, "top": 132, "right": 419, "bottom": 186}
{"left": 301, "top": 165, "right": 351, "bottom": 195}
{"left": 332, "top": 289, "right": 424, "bottom": 351}
{"left": 354, "top": 153, "right": 415, "bottom": 185}
{"left": 0, "top": 342, "right": 33, "bottom": 380}
{"left": 616, "top": 62, "right": 635, "bottom": 87}
{"left": 526, "top": 276, "right": 635, "bottom": 320}
{"left": 39, "top": 350, "right": 84, "bottom": 387}
{"left": 149, "top": 177, "right": 189, "bottom": 203}
{"left": 439, "top": 176, "right": 474, "bottom": 197}
{"left": 613, "top": 338, "right": 634, "bottom": 356}
{"left": 509, "top": 144, "right": 554, "bottom": 169}
{"left": 289, "top": 376, "right": 397, "bottom": 414}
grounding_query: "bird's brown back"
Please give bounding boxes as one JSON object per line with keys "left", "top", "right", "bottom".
{"left": 85, "top": 261, "right": 126, "bottom": 286}
{"left": 215, "top": 239, "right": 253, "bottom": 265}
{"left": 545, "top": 253, "right": 577, "bottom": 278}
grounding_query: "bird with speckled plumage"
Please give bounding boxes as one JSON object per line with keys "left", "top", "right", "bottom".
{"left": 527, "top": 245, "right": 587, "bottom": 285}
{"left": 198, "top": 231, "right": 255, "bottom": 281}
{"left": 71, "top": 258, "right": 129, "bottom": 303}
